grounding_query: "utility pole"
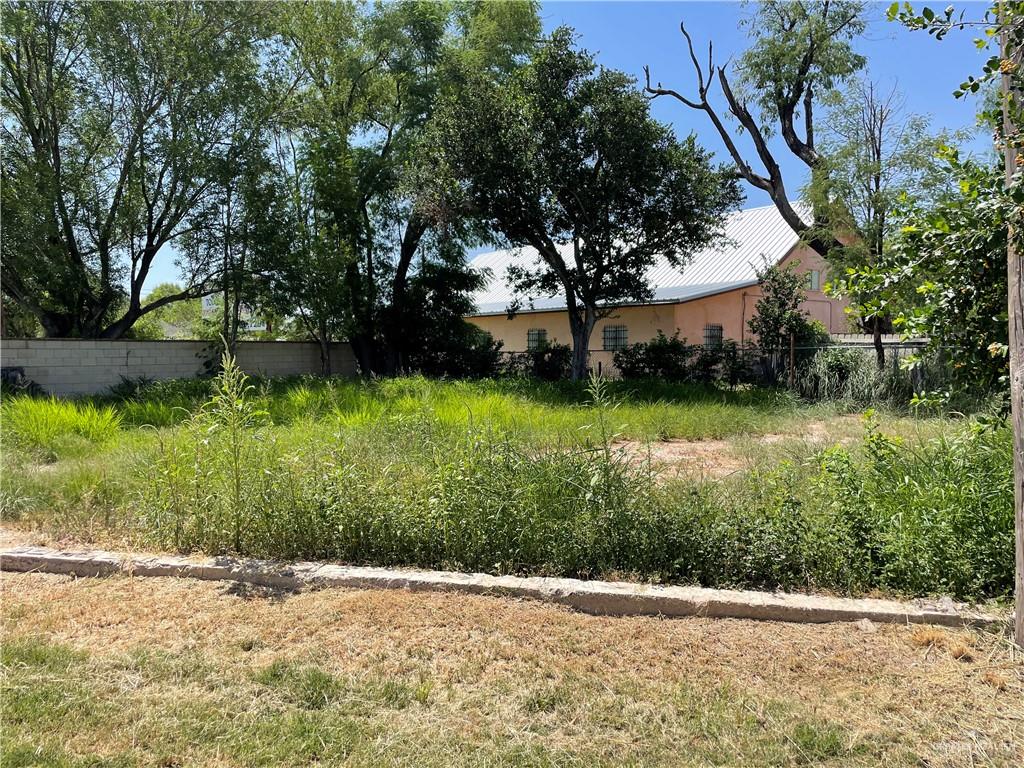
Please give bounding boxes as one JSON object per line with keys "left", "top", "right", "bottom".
{"left": 1000, "top": 4, "right": 1023, "bottom": 648}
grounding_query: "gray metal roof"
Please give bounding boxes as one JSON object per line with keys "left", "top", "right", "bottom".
{"left": 468, "top": 203, "right": 802, "bottom": 316}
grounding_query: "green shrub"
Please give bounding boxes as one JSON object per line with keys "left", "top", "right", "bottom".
{"left": 107, "top": 377, "right": 213, "bottom": 428}
{"left": 613, "top": 331, "right": 695, "bottom": 380}
{"left": 2, "top": 396, "right": 122, "bottom": 459}
{"left": 144, "top": 351, "right": 279, "bottom": 554}
{"left": 407, "top": 324, "right": 504, "bottom": 379}
{"left": 815, "top": 419, "right": 1014, "bottom": 598}
{"left": 795, "top": 347, "right": 913, "bottom": 405}
{"left": 614, "top": 334, "right": 755, "bottom": 387}
{"left": 527, "top": 340, "right": 572, "bottom": 381}
{"left": 793, "top": 346, "right": 964, "bottom": 409}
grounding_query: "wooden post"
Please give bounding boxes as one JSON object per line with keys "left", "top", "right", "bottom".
{"left": 1001, "top": 7, "right": 1024, "bottom": 648}
{"left": 788, "top": 332, "right": 796, "bottom": 389}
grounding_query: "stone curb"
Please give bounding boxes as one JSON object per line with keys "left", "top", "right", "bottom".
{"left": 0, "top": 545, "right": 1008, "bottom": 628}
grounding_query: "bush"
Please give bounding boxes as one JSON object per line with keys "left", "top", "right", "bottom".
{"left": 501, "top": 340, "right": 573, "bottom": 381}
{"left": 796, "top": 347, "right": 871, "bottom": 402}
{"left": 613, "top": 332, "right": 695, "bottom": 380}
{"left": 105, "top": 377, "right": 215, "bottom": 428}
{"left": 793, "top": 346, "right": 959, "bottom": 408}
{"left": 407, "top": 324, "right": 504, "bottom": 379}
{"left": 614, "top": 333, "right": 755, "bottom": 386}
{"left": 814, "top": 419, "right": 1014, "bottom": 598}
{"left": 144, "top": 352, "right": 279, "bottom": 554}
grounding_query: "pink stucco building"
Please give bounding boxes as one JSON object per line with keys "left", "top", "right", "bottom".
{"left": 465, "top": 204, "right": 850, "bottom": 372}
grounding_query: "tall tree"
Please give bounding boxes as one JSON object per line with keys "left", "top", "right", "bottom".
{"left": 129, "top": 282, "right": 203, "bottom": 340}
{"left": 643, "top": 0, "right": 867, "bottom": 259}
{"left": 255, "top": 130, "right": 358, "bottom": 375}
{"left": 835, "top": 151, "right": 1009, "bottom": 394}
{"left": 273, "top": 0, "right": 539, "bottom": 376}
{"left": 432, "top": 27, "right": 741, "bottom": 380}
{"left": 813, "top": 80, "right": 950, "bottom": 366}
{"left": 747, "top": 263, "right": 820, "bottom": 383}
{"left": 1, "top": 0, "right": 271, "bottom": 338}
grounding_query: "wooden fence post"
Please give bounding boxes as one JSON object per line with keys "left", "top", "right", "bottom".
{"left": 788, "top": 333, "right": 796, "bottom": 390}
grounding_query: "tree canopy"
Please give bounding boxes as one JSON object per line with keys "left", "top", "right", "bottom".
{"left": 1, "top": 0, "right": 274, "bottom": 338}
{"left": 0, "top": 0, "right": 540, "bottom": 366}
{"left": 834, "top": 151, "right": 1010, "bottom": 397}
{"left": 645, "top": 0, "right": 867, "bottom": 259}
{"left": 431, "top": 27, "right": 741, "bottom": 379}
{"left": 252, "top": 0, "right": 539, "bottom": 375}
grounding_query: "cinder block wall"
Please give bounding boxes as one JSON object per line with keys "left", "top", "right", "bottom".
{"left": 1, "top": 339, "right": 356, "bottom": 396}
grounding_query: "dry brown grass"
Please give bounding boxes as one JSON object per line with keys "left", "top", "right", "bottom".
{"left": 3, "top": 571, "right": 1022, "bottom": 767}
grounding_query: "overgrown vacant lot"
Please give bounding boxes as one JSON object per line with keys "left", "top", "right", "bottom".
{"left": 0, "top": 371, "right": 1015, "bottom": 600}
{"left": 2, "top": 572, "right": 1022, "bottom": 767}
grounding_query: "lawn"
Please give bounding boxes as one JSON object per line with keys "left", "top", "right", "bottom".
{"left": 0, "top": 365, "right": 1015, "bottom": 600}
{"left": 2, "top": 572, "right": 1021, "bottom": 767}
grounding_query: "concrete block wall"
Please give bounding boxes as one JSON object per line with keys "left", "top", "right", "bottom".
{"left": 1, "top": 339, "right": 356, "bottom": 396}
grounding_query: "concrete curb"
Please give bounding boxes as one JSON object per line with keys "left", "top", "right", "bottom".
{"left": 0, "top": 545, "right": 1008, "bottom": 628}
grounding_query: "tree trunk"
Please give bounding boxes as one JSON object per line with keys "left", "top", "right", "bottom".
{"left": 349, "top": 333, "right": 376, "bottom": 378}
{"left": 344, "top": 260, "right": 378, "bottom": 377}
{"left": 318, "top": 326, "right": 332, "bottom": 377}
{"left": 383, "top": 216, "right": 427, "bottom": 376}
{"left": 1008, "top": 191, "right": 1024, "bottom": 645}
{"left": 568, "top": 306, "right": 596, "bottom": 381}
{"left": 872, "top": 316, "right": 885, "bottom": 369}
{"left": 97, "top": 307, "right": 141, "bottom": 340}
{"left": 788, "top": 332, "right": 796, "bottom": 389}
{"left": 38, "top": 310, "right": 76, "bottom": 338}
{"left": 1001, "top": 14, "right": 1024, "bottom": 648}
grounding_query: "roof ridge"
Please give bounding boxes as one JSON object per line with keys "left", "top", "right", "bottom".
{"left": 467, "top": 203, "right": 805, "bottom": 315}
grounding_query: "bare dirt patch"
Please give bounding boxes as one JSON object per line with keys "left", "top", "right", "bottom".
{"left": 615, "top": 416, "right": 864, "bottom": 479}
{"left": 0, "top": 526, "right": 46, "bottom": 549}
{"left": 614, "top": 437, "right": 748, "bottom": 478}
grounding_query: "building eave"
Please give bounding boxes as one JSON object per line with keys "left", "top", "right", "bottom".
{"left": 465, "top": 277, "right": 764, "bottom": 318}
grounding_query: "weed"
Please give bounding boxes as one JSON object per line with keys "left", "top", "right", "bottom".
{"left": 1, "top": 369, "right": 1015, "bottom": 600}
{"left": 2, "top": 396, "right": 121, "bottom": 460}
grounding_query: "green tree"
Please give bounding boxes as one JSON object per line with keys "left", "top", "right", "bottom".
{"left": 251, "top": 148, "right": 355, "bottom": 375}
{"left": 747, "top": 263, "right": 821, "bottom": 383}
{"left": 432, "top": 27, "right": 741, "bottom": 380}
{"left": 398, "top": 251, "right": 503, "bottom": 378}
{"left": 835, "top": 152, "right": 1009, "bottom": 394}
{"left": 812, "top": 80, "right": 951, "bottom": 366}
{"left": 1, "top": 0, "right": 272, "bottom": 338}
{"left": 644, "top": 0, "right": 867, "bottom": 259}
{"left": 0, "top": 294, "right": 40, "bottom": 337}
{"left": 127, "top": 283, "right": 203, "bottom": 340}
{"left": 273, "top": 0, "right": 539, "bottom": 376}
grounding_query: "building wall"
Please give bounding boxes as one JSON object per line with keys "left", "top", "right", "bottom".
{"left": 1, "top": 339, "right": 357, "bottom": 396}
{"left": 466, "top": 243, "right": 851, "bottom": 369}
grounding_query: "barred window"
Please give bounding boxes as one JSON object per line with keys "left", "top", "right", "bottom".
{"left": 703, "top": 324, "right": 724, "bottom": 348}
{"left": 602, "top": 324, "right": 628, "bottom": 351}
{"left": 526, "top": 328, "right": 547, "bottom": 351}
{"left": 806, "top": 269, "right": 821, "bottom": 292}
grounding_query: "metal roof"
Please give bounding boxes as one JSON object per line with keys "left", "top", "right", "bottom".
{"left": 468, "top": 203, "right": 802, "bottom": 316}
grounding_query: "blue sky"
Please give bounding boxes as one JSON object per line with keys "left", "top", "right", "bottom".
{"left": 145, "top": 0, "right": 993, "bottom": 291}
{"left": 539, "top": 0, "right": 993, "bottom": 205}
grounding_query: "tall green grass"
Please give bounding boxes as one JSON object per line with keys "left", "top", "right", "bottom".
{"left": 137, "top": 357, "right": 1015, "bottom": 600}
{"left": 102, "top": 373, "right": 804, "bottom": 442}
{"left": 1, "top": 396, "right": 122, "bottom": 460}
